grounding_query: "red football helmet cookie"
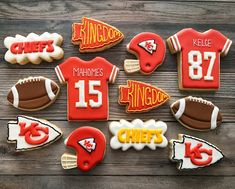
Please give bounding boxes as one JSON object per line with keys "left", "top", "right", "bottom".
{"left": 124, "top": 32, "right": 166, "bottom": 74}
{"left": 61, "top": 126, "right": 106, "bottom": 171}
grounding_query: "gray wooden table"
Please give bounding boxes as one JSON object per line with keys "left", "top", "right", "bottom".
{"left": 0, "top": 0, "right": 234, "bottom": 188}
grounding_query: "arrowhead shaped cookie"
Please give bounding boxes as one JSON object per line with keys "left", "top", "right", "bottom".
{"left": 7, "top": 115, "right": 62, "bottom": 151}
{"left": 170, "top": 134, "right": 224, "bottom": 170}
{"left": 72, "top": 17, "right": 124, "bottom": 52}
{"left": 119, "top": 80, "right": 170, "bottom": 112}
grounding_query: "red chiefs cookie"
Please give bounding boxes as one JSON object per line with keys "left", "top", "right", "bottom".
{"left": 55, "top": 57, "right": 119, "bottom": 121}
{"left": 72, "top": 17, "right": 124, "bottom": 53}
{"left": 61, "top": 126, "right": 106, "bottom": 171}
{"left": 167, "top": 28, "right": 232, "bottom": 90}
{"left": 124, "top": 32, "right": 166, "bottom": 74}
{"left": 119, "top": 80, "right": 170, "bottom": 112}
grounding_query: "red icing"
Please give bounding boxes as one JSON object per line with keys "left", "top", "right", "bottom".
{"left": 19, "top": 122, "right": 49, "bottom": 145}
{"left": 185, "top": 142, "right": 212, "bottom": 166}
{"left": 168, "top": 28, "right": 232, "bottom": 90}
{"left": 72, "top": 17, "right": 124, "bottom": 52}
{"left": 128, "top": 32, "right": 166, "bottom": 74}
{"left": 10, "top": 40, "right": 54, "bottom": 54}
{"left": 55, "top": 57, "right": 119, "bottom": 121}
{"left": 119, "top": 80, "right": 170, "bottom": 112}
{"left": 65, "top": 126, "right": 106, "bottom": 171}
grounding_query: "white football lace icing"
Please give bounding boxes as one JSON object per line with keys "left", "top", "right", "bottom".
{"left": 109, "top": 119, "right": 168, "bottom": 151}
{"left": 4, "top": 32, "right": 64, "bottom": 65}
{"left": 17, "top": 76, "right": 45, "bottom": 85}
{"left": 188, "top": 96, "right": 213, "bottom": 106}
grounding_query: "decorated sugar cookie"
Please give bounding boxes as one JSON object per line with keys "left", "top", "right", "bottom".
{"left": 4, "top": 32, "right": 64, "bottom": 65}
{"left": 72, "top": 17, "right": 124, "bottom": 52}
{"left": 171, "top": 96, "right": 222, "bottom": 131}
{"left": 55, "top": 57, "right": 119, "bottom": 121}
{"left": 119, "top": 80, "right": 170, "bottom": 112}
{"left": 170, "top": 134, "right": 224, "bottom": 170}
{"left": 124, "top": 32, "right": 166, "bottom": 74}
{"left": 167, "top": 28, "right": 232, "bottom": 90}
{"left": 7, "top": 116, "right": 62, "bottom": 151}
{"left": 61, "top": 126, "right": 106, "bottom": 171}
{"left": 109, "top": 119, "right": 168, "bottom": 151}
{"left": 7, "top": 76, "right": 60, "bottom": 111}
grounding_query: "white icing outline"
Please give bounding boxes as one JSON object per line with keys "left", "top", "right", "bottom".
{"left": 211, "top": 106, "right": 219, "bottom": 130}
{"left": 173, "top": 98, "right": 185, "bottom": 119}
{"left": 11, "top": 86, "right": 19, "bottom": 108}
{"left": 45, "top": 78, "right": 56, "bottom": 100}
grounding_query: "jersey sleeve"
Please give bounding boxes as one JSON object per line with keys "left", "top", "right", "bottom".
{"left": 55, "top": 58, "right": 72, "bottom": 84}
{"left": 215, "top": 30, "right": 232, "bottom": 56}
{"left": 167, "top": 31, "right": 183, "bottom": 54}
{"left": 101, "top": 58, "right": 119, "bottom": 83}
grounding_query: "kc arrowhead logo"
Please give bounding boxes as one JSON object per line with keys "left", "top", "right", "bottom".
{"left": 170, "top": 134, "right": 224, "bottom": 170}
{"left": 78, "top": 138, "right": 96, "bottom": 153}
{"left": 7, "top": 116, "right": 62, "bottom": 151}
{"left": 72, "top": 17, "right": 124, "bottom": 52}
{"left": 138, "top": 40, "right": 157, "bottom": 54}
{"left": 119, "top": 80, "right": 170, "bottom": 112}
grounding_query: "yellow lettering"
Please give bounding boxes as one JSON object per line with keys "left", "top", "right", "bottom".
{"left": 147, "top": 129, "right": 155, "bottom": 143}
{"left": 141, "top": 129, "right": 148, "bottom": 143}
{"left": 97, "top": 24, "right": 103, "bottom": 42}
{"left": 117, "top": 129, "right": 126, "bottom": 143}
{"left": 154, "top": 129, "right": 163, "bottom": 143}
{"left": 89, "top": 23, "right": 97, "bottom": 44}
{"left": 108, "top": 28, "right": 114, "bottom": 40}
{"left": 102, "top": 25, "right": 108, "bottom": 42}
{"left": 145, "top": 87, "right": 152, "bottom": 106}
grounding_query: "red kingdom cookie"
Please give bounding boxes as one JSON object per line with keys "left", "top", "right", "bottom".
{"left": 55, "top": 57, "right": 119, "bottom": 121}
{"left": 124, "top": 32, "right": 166, "bottom": 74}
{"left": 167, "top": 28, "right": 232, "bottom": 90}
{"left": 61, "top": 126, "right": 106, "bottom": 171}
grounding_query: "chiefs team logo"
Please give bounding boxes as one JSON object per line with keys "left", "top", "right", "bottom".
{"left": 170, "top": 134, "right": 224, "bottom": 170}
{"left": 78, "top": 138, "right": 96, "bottom": 153}
{"left": 138, "top": 40, "right": 157, "bottom": 54}
{"left": 7, "top": 116, "right": 62, "bottom": 151}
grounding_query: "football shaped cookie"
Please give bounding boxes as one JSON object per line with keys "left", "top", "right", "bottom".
{"left": 7, "top": 76, "right": 60, "bottom": 111}
{"left": 171, "top": 96, "right": 222, "bottom": 131}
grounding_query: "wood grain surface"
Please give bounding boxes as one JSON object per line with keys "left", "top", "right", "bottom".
{"left": 0, "top": 0, "right": 234, "bottom": 189}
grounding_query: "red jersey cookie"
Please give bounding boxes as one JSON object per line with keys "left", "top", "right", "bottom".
{"left": 124, "top": 32, "right": 166, "bottom": 74}
{"left": 170, "top": 134, "right": 224, "bottom": 170}
{"left": 8, "top": 115, "right": 62, "bottom": 151}
{"left": 167, "top": 28, "right": 232, "bottom": 90}
{"left": 119, "top": 80, "right": 170, "bottom": 112}
{"left": 72, "top": 17, "right": 124, "bottom": 52}
{"left": 61, "top": 126, "right": 106, "bottom": 171}
{"left": 55, "top": 57, "right": 119, "bottom": 121}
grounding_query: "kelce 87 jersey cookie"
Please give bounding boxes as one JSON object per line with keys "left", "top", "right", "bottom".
{"left": 55, "top": 57, "right": 119, "bottom": 121}
{"left": 167, "top": 28, "right": 232, "bottom": 90}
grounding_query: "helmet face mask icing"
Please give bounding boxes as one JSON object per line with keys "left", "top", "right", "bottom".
{"left": 124, "top": 32, "right": 166, "bottom": 75}
{"left": 61, "top": 126, "right": 106, "bottom": 171}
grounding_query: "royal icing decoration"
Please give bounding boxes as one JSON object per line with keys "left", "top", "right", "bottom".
{"left": 72, "top": 17, "right": 124, "bottom": 52}
{"left": 167, "top": 28, "right": 232, "bottom": 90}
{"left": 7, "top": 76, "right": 60, "bottom": 111}
{"left": 4, "top": 32, "right": 64, "bottom": 65}
{"left": 7, "top": 116, "right": 62, "bottom": 151}
{"left": 61, "top": 126, "right": 106, "bottom": 171}
{"left": 124, "top": 32, "right": 166, "bottom": 74}
{"left": 171, "top": 96, "right": 222, "bottom": 131}
{"left": 55, "top": 57, "right": 119, "bottom": 121}
{"left": 119, "top": 80, "right": 170, "bottom": 112}
{"left": 170, "top": 134, "right": 224, "bottom": 170}
{"left": 109, "top": 119, "right": 168, "bottom": 151}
